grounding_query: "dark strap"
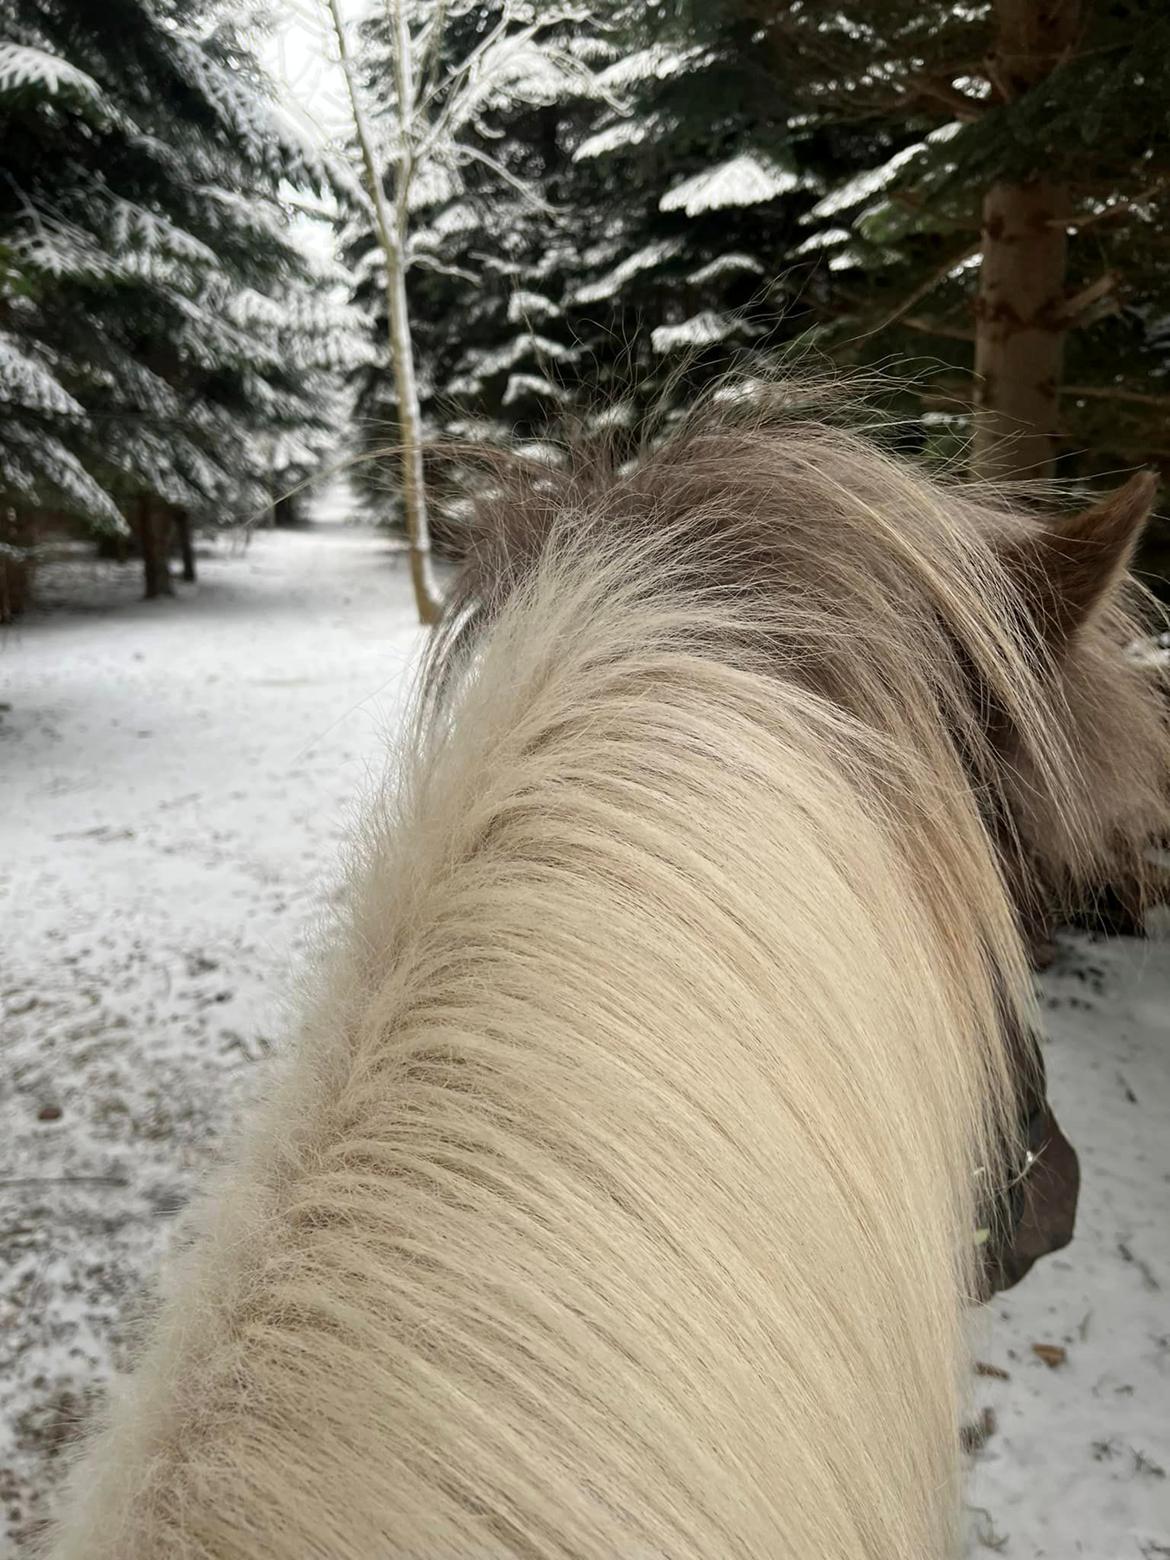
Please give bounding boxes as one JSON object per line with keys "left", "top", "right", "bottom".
{"left": 979, "top": 1029, "right": 1080, "bottom": 1295}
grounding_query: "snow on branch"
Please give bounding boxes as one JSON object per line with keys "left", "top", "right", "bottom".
{"left": 13, "top": 220, "right": 117, "bottom": 284}
{"left": 168, "top": 35, "right": 328, "bottom": 190}
{"left": 573, "top": 238, "right": 683, "bottom": 305}
{"left": 651, "top": 311, "right": 736, "bottom": 352}
{"left": 660, "top": 153, "right": 799, "bottom": 217}
{"left": 442, "top": 37, "right": 576, "bottom": 132}
{"left": 686, "top": 252, "right": 764, "bottom": 284}
{"left": 792, "top": 225, "right": 867, "bottom": 271}
{"left": 107, "top": 424, "right": 221, "bottom": 509}
{"left": 408, "top": 159, "right": 463, "bottom": 212}
{"left": 85, "top": 351, "right": 182, "bottom": 417}
{"left": 0, "top": 42, "right": 106, "bottom": 106}
{"left": 199, "top": 185, "right": 294, "bottom": 248}
{"left": 471, "top": 332, "right": 581, "bottom": 377}
{"left": 108, "top": 201, "right": 219, "bottom": 268}
{"left": 507, "top": 290, "right": 561, "bottom": 323}
{"left": 503, "top": 372, "right": 568, "bottom": 406}
{"left": 574, "top": 112, "right": 674, "bottom": 162}
{"left": 426, "top": 200, "right": 480, "bottom": 239}
{"left": 793, "top": 227, "right": 851, "bottom": 254}
{"left": 417, "top": 13, "right": 594, "bottom": 165}
{"left": 597, "top": 43, "right": 714, "bottom": 91}
{"left": 0, "top": 335, "right": 84, "bottom": 418}
{"left": 808, "top": 124, "right": 960, "bottom": 220}
{"left": 5, "top": 424, "right": 126, "bottom": 529}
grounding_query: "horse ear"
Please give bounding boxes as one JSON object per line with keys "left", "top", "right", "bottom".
{"left": 1009, "top": 471, "right": 1157, "bottom": 642}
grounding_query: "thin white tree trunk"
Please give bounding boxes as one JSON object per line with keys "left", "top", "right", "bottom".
{"left": 326, "top": 0, "right": 443, "bottom": 625}
{"left": 385, "top": 255, "right": 441, "bottom": 624}
{"left": 386, "top": 0, "right": 442, "bottom": 624}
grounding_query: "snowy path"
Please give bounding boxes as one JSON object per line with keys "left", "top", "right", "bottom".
{"left": 2, "top": 526, "right": 1168, "bottom": 1556}
{"left": 1, "top": 525, "right": 425, "bottom": 1551}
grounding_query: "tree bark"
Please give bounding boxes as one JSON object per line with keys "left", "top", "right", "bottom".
{"left": 972, "top": 179, "right": 1071, "bottom": 480}
{"left": 175, "top": 508, "right": 197, "bottom": 583}
{"left": 137, "top": 495, "right": 175, "bottom": 599}
{"left": 0, "top": 507, "right": 34, "bottom": 622}
{"left": 971, "top": 0, "right": 1080, "bottom": 482}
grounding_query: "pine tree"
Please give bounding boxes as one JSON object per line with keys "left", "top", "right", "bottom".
{"left": 344, "top": 2, "right": 819, "bottom": 522}
{"left": 337, "top": 1, "right": 1168, "bottom": 571}
{"left": 0, "top": 0, "right": 354, "bottom": 609}
{"left": 739, "top": 0, "right": 1170, "bottom": 485}
{"left": 556, "top": 12, "right": 812, "bottom": 429}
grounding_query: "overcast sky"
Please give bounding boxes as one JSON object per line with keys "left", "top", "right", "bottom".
{"left": 257, "top": 1, "right": 357, "bottom": 151}
{"left": 255, "top": 2, "right": 366, "bottom": 261}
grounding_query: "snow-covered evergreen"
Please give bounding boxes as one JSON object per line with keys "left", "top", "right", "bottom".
{"left": 337, "top": 0, "right": 608, "bottom": 553}
{"left": 342, "top": 0, "right": 815, "bottom": 457}
{"left": 0, "top": 0, "right": 360, "bottom": 607}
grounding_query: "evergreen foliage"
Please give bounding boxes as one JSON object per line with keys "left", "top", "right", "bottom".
{"left": 744, "top": 0, "right": 1170, "bottom": 486}
{"left": 4, "top": 0, "right": 1166, "bottom": 594}
{"left": 0, "top": 0, "right": 361, "bottom": 599}
{"left": 342, "top": 0, "right": 1167, "bottom": 549}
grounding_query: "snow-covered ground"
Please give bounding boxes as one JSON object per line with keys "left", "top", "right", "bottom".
{"left": 2, "top": 521, "right": 1167, "bottom": 1557}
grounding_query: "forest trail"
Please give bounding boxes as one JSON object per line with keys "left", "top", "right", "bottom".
{"left": 1, "top": 527, "right": 1168, "bottom": 1557}
{"left": 0, "top": 522, "right": 424, "bottom": 1550}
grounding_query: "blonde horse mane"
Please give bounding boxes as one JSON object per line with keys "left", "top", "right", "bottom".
{"left": 43, "top": 403, "right": 1169, "bottom": 1559}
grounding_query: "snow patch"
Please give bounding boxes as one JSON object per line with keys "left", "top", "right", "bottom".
{"left": 651, "top": 311, "right": 735, "bottom": 352}
{"left": 502, "top": 372, "right": 567, "bottom": 406}
{"left": 660, "top": 153, "right": 799, "bottom": 217}
{"left": 808, "top": 123, "right": 962, "bottom": 219}
{"left": 686, "top": 252, "right": 765, "bottom": 284}
{"left": 573, "top": 239, "right": 683, "bottom": 305}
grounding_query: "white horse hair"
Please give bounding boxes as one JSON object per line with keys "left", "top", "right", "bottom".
{"left": 42, "top": 405, "right": 1169, "bottom": 1558}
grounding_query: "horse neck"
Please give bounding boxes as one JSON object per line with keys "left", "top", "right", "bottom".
{"left": 48, "top": 576, "right": 1020, "bottom": 1560}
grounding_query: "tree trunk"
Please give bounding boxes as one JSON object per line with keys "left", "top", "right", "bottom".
{"left": 386, "top": 0, "right": 443, "bottom": 625}
{"left": 972, "top": 179, "right": 1070, "bottom": 480}
{"left": 971, "top": 0, "right": 1080, "bottom": 482}
{"left": 1, "top": 507, "right": 34, "bottom": 622}
{"left": 137, "top": 495, "right": 175, "bottom": 599}
{"left": 176, "top": 508, "right": 197, "bottom": 583}
{"left": 327, "top": 0, "right": 443, "bottom": 627}
{"left": 97, "top": 532, "right": 131, "bottom": 563}
{"left": 386, "top": 260, "right": 443, "bottom": 626}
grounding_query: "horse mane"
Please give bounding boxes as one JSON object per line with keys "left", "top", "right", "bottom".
{"left": 432, "top": 400, "right": 1166, "bottom": 921}
{"left": 43, "top": 403, "right": 1168, "bottom": 1559}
